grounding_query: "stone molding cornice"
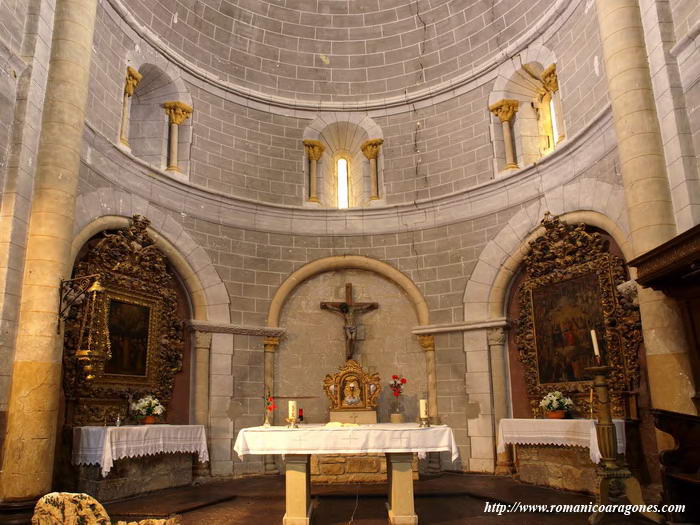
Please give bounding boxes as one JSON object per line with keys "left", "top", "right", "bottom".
{"left": 412, "top": 318, "right": 508, "bottom": 335}
{"left": 105, "top": 0, "right": 577, "bottom": 116}
{"left": 670, "top": 20, "right": 700, "bottom": 59}
{"left": 82, "top": 103, "right": 614, "bottom": 236}
{"left": 189, "top": 320, "right": 285, "bottom": 337}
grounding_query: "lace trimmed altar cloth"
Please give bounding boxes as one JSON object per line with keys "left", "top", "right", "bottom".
{"left": 72, "top": 425, "right": 209, "bottom": 477}
{"left": 497, "top": 418, "right": 625, "bottom": 464}
{"left": 233, "top": 423, "right": 459, "bottom": 461}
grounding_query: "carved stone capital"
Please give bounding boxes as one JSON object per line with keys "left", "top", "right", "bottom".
{"left": 487, "top": 327, "right": 506, "bottom": 346}
{"left": 124, "top": 66, "right": 142, "bottom": 97}
{"left": 303, "top": 139, "right": 325, "bottom": 161}
{"left": 617, "top": 279, "right": 639, "bottom": 306}
{"left": 540, "top": 64, "right": 558, "bottom": 93}
{"left": 417, "top": 334, "right": 435, "bottom": 352}
{"left": 489, "top": 99, "right": 519, "bottom": 123}
{"left": 264, "top": 336, "right": 280, "bottom": 352}
{"left": 194, "top": 331, "right": 213, "bottom": 349}
{"left": 162, "top": 101, "right": 193, "bottom": 125}
{"left": 361, "top": 138, "right": 384, "bottom": 160}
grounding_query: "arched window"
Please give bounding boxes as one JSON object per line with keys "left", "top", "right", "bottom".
{"left": 337, "top": 158, "right": 349, "bottom": 209}
{"left": 489, "top": 61, "right": 565, "bottom": 174}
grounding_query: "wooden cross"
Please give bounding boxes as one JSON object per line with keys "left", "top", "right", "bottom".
{"left": 320, "top": 283, "right": 378, "bottom": 361}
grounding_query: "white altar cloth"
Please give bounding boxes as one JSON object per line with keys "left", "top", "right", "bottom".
{"left": 234, "top": 423, "right": 459, "bottom": 461}
{"left": 496, "top": 418, "right": 625, "bottom": 464}
{"left": 73, "top": 424, "right": 209, "bottom": 477}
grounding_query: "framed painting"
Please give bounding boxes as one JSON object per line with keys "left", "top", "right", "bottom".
{"left": 515, "top": 214, "right": 642, "bottom": 418}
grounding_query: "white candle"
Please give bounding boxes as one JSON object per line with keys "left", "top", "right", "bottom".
{"left": 288, "top": 400, "right": 297, "bottom": 419}
{"left": 419, "top": 399, "right": 428, "bottom": 419}
{"left": 590, "top": 329, "right": 600, "bottom": 358}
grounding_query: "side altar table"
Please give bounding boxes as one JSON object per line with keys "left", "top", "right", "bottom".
{"left": 234, "top": 423, "right": 459, "bottom": 525}
{"left": 72, "top": 424, "right": 209, "bottom": 500}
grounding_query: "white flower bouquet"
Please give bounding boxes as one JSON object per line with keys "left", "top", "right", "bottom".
{"left": 130, "top": 395, "right": 165, "bottom": 418}
{"left": 539, "top": 391, "right": 574, "bottom": 412}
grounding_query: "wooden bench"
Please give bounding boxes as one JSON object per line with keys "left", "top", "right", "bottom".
{"left": 651, "top": 408, "right": 700, "bottom": 522}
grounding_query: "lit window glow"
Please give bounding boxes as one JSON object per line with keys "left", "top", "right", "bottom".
{"left": 337, "top": 158, "right": 349, "bottom": 209}
{"left": 549, "top": 96, "right": 559, "bottom": 147}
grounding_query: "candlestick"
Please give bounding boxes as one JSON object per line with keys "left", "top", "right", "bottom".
{"left": 288, "top": 400, "right": 297, "bottom": 420}
{"left": 419, "top": 399, "right": 428, "bottom": 419}
{"left": 590, "top": 329, "right": 600, "bottom": 358}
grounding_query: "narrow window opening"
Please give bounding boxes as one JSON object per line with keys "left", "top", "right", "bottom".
{"left": 549, "top": 96, "right": 559, "bottom": 147}
{"left": 337, "top": 158, "right": 349, "bottom": 209}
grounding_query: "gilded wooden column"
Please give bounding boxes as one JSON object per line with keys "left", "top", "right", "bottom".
{"left": 119, "top": 66, "right": 142, "bottom": 147}
{"left": 488, "top": 327, "right": 514, "bottom": 475}
{"left": 264, "top": 336, "right": 280, "bottom": 473}
{"left": 361, "top": 138, "right": 384, "bottom": 200}
{"left": 162, "top": 101, "right": 192, "bottom": 172}
{"left": 303, "top": 140, "right": 324, "bottom": 203}
{"left": 595, "top": 0, "right": 696, "bottom": 416}
{"left": 489, "top": 99, "right": 519, "bottom": 170}
{"left": 0, "top": 0, "right": 98, "bottom": 501}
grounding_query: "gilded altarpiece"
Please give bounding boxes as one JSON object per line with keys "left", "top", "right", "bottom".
{"left": 515, "top": 214, "right": 642, "bottom": 418}
{"left": 63, "top": 215, "right": 184, "bottom": 426}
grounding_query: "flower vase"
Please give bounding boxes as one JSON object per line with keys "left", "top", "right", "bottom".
{"left": 390, "top": 398, "right": 404, "bottom": 423}
{"left": 263, "top": 410, "right": 272, "bottom": 427}
{"left": 545, "top": 410, "right": 566, "bottom": 419}
{"left": 141, "top": 415, "right": 156, "bottom": 424}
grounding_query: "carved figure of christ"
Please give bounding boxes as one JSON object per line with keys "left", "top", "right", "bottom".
{"left": 320, "top": 283, "right": 378, "bottom": 361}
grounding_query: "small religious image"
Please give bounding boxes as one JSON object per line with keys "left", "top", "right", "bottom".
{"left": 104, "top": 299, "right": 150, "bottom": 376}
{"left": 531, "top": 273, "right": 606, "bottom": 384}
{"left": 341, "top": 376, "right": 363, "bottom": 407}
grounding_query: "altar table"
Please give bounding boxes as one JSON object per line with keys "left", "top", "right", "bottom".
{"left": 496, "top": 418, "right": 626, "bottom": 463}
{"left": 72, "top": 424, "right": 209, "bottom": 477}
{"left": 234, "top": 423, "right": 459, "bottom": 525}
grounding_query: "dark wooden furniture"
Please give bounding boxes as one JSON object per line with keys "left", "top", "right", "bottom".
{"left": 651, "top": 409, "right": 700, "bottom": 522}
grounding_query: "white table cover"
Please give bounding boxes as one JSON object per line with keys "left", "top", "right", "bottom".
{"left": 233, "top": 423, "right": 459, "bottom": 462}
{"left": 496, "top": 418, "right": 625, "bottom": 464}
{"left": 73, "top": 424, "right": 209, "bottom": 477}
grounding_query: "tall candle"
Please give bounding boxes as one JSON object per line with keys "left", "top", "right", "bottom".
{"left": 590, "top": 329, "right": 600, "bottom": 358}
{"left": 288, "top": 400, "right": 297, "bottom": 419}
{"left": 419, "top": 399, "right": 428, "bottom": 419}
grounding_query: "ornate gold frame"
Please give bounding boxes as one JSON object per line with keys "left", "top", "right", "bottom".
{"left": 323, "top": 360, "right": 381, "bottom": 411}
{"left": 63, "top": 215, "right": 184, "bottom": 426}
{"left": 515, "top": 214, "right": 641, "bottom": 418}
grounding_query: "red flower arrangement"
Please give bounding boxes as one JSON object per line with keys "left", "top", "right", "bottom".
{"left": 264, "top": 394, "right": 276, "bottom": 412}
{"left": 390, "top": 375, "right": 407, "bottom": 397}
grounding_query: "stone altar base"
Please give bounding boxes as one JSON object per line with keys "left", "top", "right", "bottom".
{"left": 515, "top": 445, "right": 597, "bottom": 494}
{"left": 311, "top": 453, "right": 418, "bottom": 484}
{"left": 76, "top": 453, "right": 194, "bottom": 501}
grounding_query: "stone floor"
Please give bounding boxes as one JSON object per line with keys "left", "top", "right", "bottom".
{"left": 105, "top": 473, "right": 656, "bottom": 524}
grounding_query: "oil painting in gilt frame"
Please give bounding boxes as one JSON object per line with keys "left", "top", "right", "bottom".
{"left": 515, "top": 214, "right": 642, "bottom": 418}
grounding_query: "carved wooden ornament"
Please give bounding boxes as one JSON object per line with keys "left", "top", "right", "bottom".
{"left": 62, "top": 215, "right": 184, "bottom": 426}
{"left": 515, "top": 213, "right": 642, "bottom": 418}
{"left": 323, "top": 360, "right": 381, "bottom": 411}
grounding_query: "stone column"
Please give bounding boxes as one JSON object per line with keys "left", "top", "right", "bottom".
{"left": 540, "top": 64, "right": 565, "bottom": 144}
{"left": 162, "top": 101, "right": 192, "bottom": 172}
{"left": 302, "top": 140, "right": 324, "bottom": 203}
{"left": 361, "top": 138, "right": 384, "bottom": 200}
{"left": 193, "top": 331, "right": 212, "bottom": 476}
{"left": 417, "top": 335, "right": 438, "bottom": 423}
{"left": 595, "top": 0, "right": 696, "bottom": 415}
{"left": 0, "top": 0, "right": 98, "bottom": 501}
{"left": 119, "top": 66, "right": 142, "bottom": 147}
{"left": 489, "top": 99, "right": 519, "bottom": 170}
{"left": 263, "top": 336, "right": 280, "bottom": 473}
{"left": 487, "top": 327, "right": 514, "bottom": 475}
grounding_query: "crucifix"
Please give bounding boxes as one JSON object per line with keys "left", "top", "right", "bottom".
{"left": 320, "top": 283, "right": 378, "bottom": 361}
